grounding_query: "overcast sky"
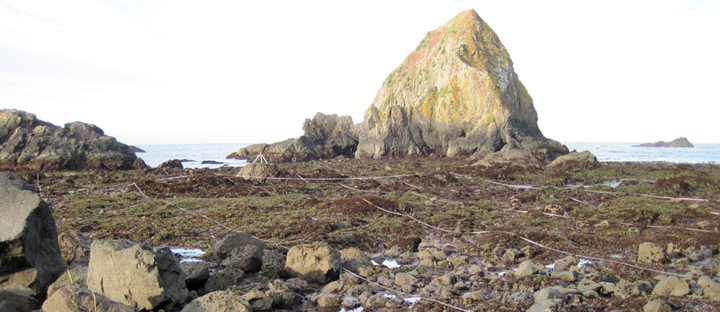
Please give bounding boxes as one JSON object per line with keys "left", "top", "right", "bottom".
{"left": 1, "top": 0, "right": 719, "bottom": 145}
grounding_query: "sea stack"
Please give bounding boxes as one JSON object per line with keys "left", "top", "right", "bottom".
{"left": 355, "top": 9, "right": 567, "bottom": 160}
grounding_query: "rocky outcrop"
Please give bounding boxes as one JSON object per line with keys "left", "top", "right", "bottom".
{"left": 87, "top": 240, "right": 188, "bottom": 310}
{"left": 227, "top": 113, "right": 358, "bottom": 163}
{"left": 633, "top": 137, "right": 694, "bottom": 148}
{"left": 0, "top": 110, "right": 146, "bottom": 171}
{"left": 0, "top": 172, "right": 66, "bottom": 308}
{"left": 355, "top": 9, "right": 567, "bottom": 160}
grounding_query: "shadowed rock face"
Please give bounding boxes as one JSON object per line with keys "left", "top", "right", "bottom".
{"left": 0, "top": 109, "right": 145, "bottom": 171}
{"left": 355, "top": 9, "right": 567, "bottom": 160}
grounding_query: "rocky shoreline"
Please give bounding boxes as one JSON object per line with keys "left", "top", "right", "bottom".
{"left": 2, "top": 156, "right": 720, "bottom": 311}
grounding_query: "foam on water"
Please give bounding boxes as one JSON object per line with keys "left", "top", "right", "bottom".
{"left": 171, "top": 248, "right": 205, "bottom": 263}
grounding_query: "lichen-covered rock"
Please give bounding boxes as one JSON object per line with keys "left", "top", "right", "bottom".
{"left": 0, "top": 110, "right": 145, "bottom": 171}
{"left": 87, "top": 240, "right": 188, "bottom": 310}
{"left": 42, "top": 283, "right": 135, "bottom": 312}
{"left": 0, "top": 172, "right": 66, "bottom": 306}
{"left": 227, "top": 113, "right": 358, "bottom": 163}
{"left": 57, "top": 230, "right": 91, "bottom": 267}
{"left": 355, "top": 9, "right": 567, "bottom": 160}
{"left": 515, "top": 260, "right": 542, "bottom": 277}
{"left": 285, "top": 243, "right": 341, "bottom": 284}
{"left": 181, "top": 290, "right": 251, "bottom": 312}
{"left": 638, "top": 242, "right": 667, "bottom": 264}
{"left": 235, "top": 163, "right": 279, "bottom": 181}
{"left": 547, "top": 150, "right": 600, "bottom": 171}
{"left": 652, "top": 276, "right": 689, "bottom": 297}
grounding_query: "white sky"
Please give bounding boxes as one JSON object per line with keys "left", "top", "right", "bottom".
{"left": 1, "top": 0, "right": 719, "bottom": 145}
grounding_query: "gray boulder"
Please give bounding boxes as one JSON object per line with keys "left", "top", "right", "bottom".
{"left": 47, "top": 266, "right": 88, "bottom": 298}
{"left": 42, "top": 283, "right": 135, "bottom": 312}
{"left": 87, "top": 240, "right": 188, "bottom": 310}
{"left": 241, "top": 289, "right": 273, "bottom": 311}
{"left": 0, "top": 301, "right": 18, "bottom": 312}
{"left": 212, "top": 232, "right": 269, "bottom": 260}
{"left": 652, "top": 276, "right": 689, "bottom": 297}
{"left": 220, "top": 245, "right": 263, "bottom": 273}
{"left": 0, "top": 110, "right": 144, "bottom": 171}
{"left": 285, "top": 243, "right": 341, "bottom": 284}
{"left": 181, "top": 290, "right": 251, "bottom": 312}
{"left": 0, "top": 172, "right": 66, "bottom": 307}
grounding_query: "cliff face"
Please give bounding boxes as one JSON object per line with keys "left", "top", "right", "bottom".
{"left": 0, "top": 109, "right": 144, "bottom": 171}
{"left": 355, "top": 9, "right": 567, "bottom": 160}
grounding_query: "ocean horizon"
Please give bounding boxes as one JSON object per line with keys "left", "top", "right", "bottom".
{"left": 135, "top": 142, "right": 720, "bottom": 169}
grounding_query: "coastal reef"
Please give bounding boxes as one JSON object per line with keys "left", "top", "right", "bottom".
{"left": 4, "top": 157, "right": 719, "bottom": 311}
{"left": 228, "top": 9, "right": 568, "bottom": 164}
{"left": 0, "top": 109, "right": 146, "bottom": 171}
{"left": 634, "top": 137, "right": 694, "bottom": 148}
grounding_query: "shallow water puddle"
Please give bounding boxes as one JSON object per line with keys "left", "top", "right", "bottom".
{"left": 171, "top": 248, "right": 204, "bottom": 263}
{"left": 371, "top": 259, "right": 401, "bottom": 269}
{"left": 339, "top": 307, "right": 363, "bottom": 312}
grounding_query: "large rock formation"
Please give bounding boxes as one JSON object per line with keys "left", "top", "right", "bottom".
{"left": 633, "top": 137, "right": 694, "bottom": 148}
{"left": 355, "top": 9, "right": 566, "bottom": 160}
{"left": 0, "top": 109, "right": 145, "bottom": 171}
{"left": 0, "top": 172, "right": 66, "bottom": 309}
{"left": 227, "top": 113, "right": 357, "bottom": 163}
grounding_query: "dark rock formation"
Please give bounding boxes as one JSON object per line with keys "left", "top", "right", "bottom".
{"left": 633, "top": 137, "right": 694, "bottom": 148}
{"left": 227, "top": 113, "right": 357, "bottom": 163}
{"left": 0, "top": 110, "right": 147, "bottom": 171}
{"left": 159, "top": 159, "right": 184, "bottom": 169}
{"left": 355, "top": 9, "right": 567, "bottom": 161}
{"left": 0, "top": 172, "right": 67, "bottom": 308}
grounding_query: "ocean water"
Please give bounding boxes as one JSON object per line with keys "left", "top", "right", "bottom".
{"left": 136, "top": 143, "right": 251, "bottom": 169}
{"left": 565, "top": 142, "right": 719, "bottom": 164}
{"left": 134, "top": 142, "right": 719, "bottom": 168}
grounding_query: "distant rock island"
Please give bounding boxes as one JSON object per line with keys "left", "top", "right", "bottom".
{"left": 229, "top": 9, "right": 568, "bottom": 163}
{"left": 633, "top": 137, "right": 694, "bottom": 148}
{"left": 0, "top": 109, "right": 147, "bottom": 171}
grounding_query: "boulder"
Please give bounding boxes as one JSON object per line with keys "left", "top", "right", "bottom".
{"left": 613, "top": 278, "right": 640, "bottom": 299}
{"left": 180, "top": 262, "right": 209, "bottom": 291}
{"left": 181, "top": 290, "right": 251, "bottom": 312}
{"left": 652, "top": 276, "right": 689, "bottom": 297}
{"left": 285, "top": 243, "right": 341, "bottom": 284}
{"left": 354, "top": 10, "right": 568, "bottom": 160}
{"left": 266, "top": 280, "right": 304, "bottom": 308}
{"left": 200, "top": 268, "right": 244, "bottom": 295}
{"left": 57, "top": 230, "right": 91, "bottom": 267}
{"left": 515, "top": 260, "right": 542, "bottom": 277}
{"left": 0, "top": 110, "right": 145, "bottom": 171}
{"left": 158, "top": 159, "right": 183, "bottom": 169}
{"left": 546, "top": 150, "right": 601, "bottom": 171}
{"left": 340, "top": 248, "right": 370, "bottom": 273}
{"left": 0, "top": 289, "right": 36, "bottom": 312}
{"left": 638, "top": 242, "right": 666, "bottom": 264}
{"left": 553, "top": 255, "right": 579, "bottom": 272}
{"left": 227, "top": 113, "right": 358, "bottom": 163}
{"left": 0, "top": 301, "right": 18, "bottom": 312}
{"left": 644, "top": 299, "right": 671, "bottom": 312}
{"left": 212, "top": 232, "right": 269, "bottom": 260}
{"left": 241, "top": 289, "right": 273, "bottom": 311}
{"left": 235, "top": 163, "right": 279, "bottom": 182}
{"left": 42, "top": 283, "right": 135, "bottom": 312}
{"left": 87, "top": 240, "right": 188, "bottom": 310}
{"left": 0, "top": 172, "right": 66, "bottom": 306}
{"left": 633, "top": 137, "right": 694, "bottom": 148}
{"left": 47, "top": 266, "right": 88, "bottom": 298}
{"left": 220, "top": 245, "right": 263, "bottom": 273}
